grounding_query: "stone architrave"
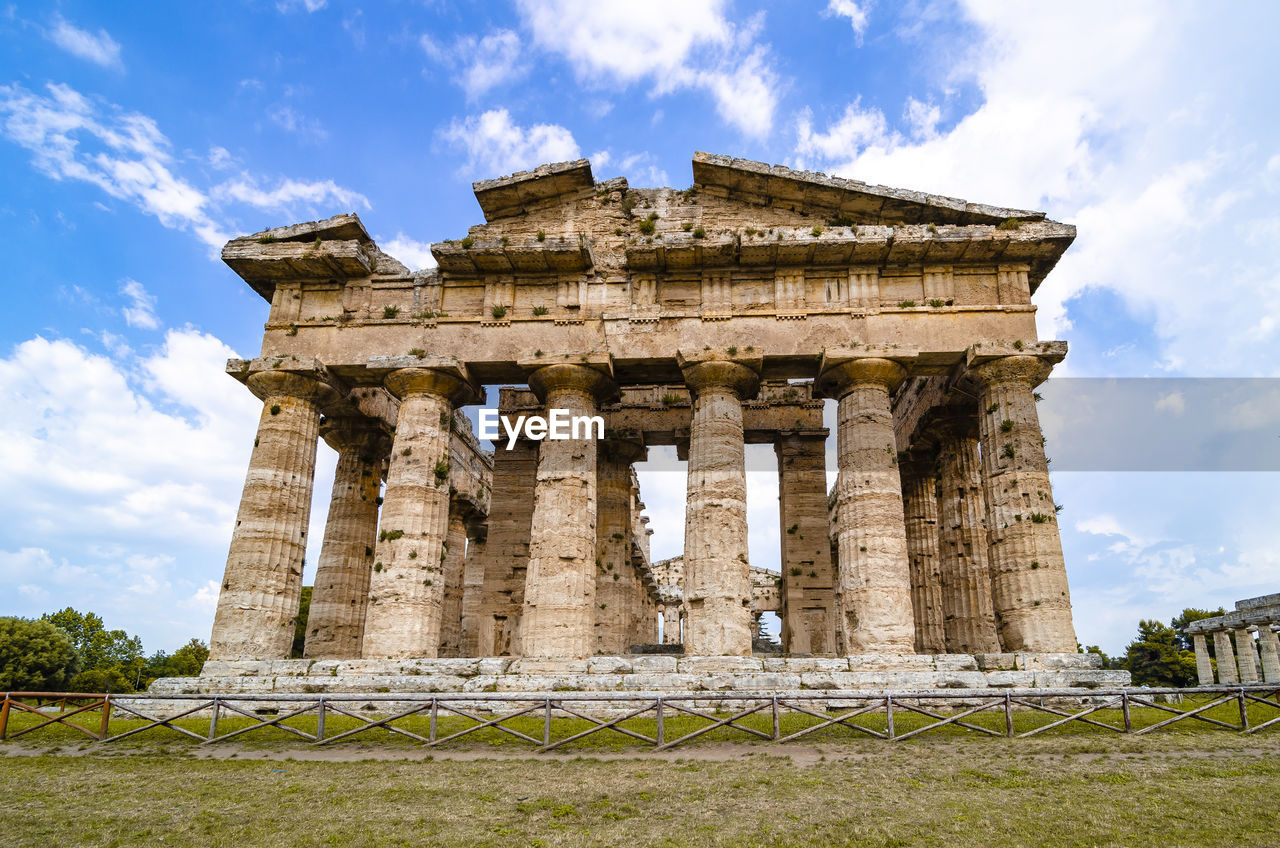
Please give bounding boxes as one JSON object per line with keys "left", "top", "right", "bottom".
{"left": 970, "top": 354, "right": 1076, "bottom": 652}
{"left": 1192, "top": 633, "right": 1214, "bottom": 686}
{"left": 1234, "top": 628, "right": 1259, "bottom": 683}
{"left": 818, "top": 356, "right": 916, "bottom": 654}
{"left": 437, "top": 503, "right": 470, "bottom": 656}
{"left": 1213, "top": 629, "right": 1238, "bottom": 684}
{"left": 595, "top": 438, "right": 645, "bottom": 654}
{"left": 362, "top": 365, "right": 478, "bottom": 658}
{"left": 679, "top": 352, "right": 761, "bottom": 657}
{"left": 934, "top": 415, "right": 1001, "bottom": 654}
{"left": 899, "top": 452, "right": 945, "bottom": 654}
{"left": 303, "top": 417, "right": 389, "bottom": 659}
{"left": 519, "top": 362, "right": 617, "bottom": 658}
{"left": 1259, "top": 627, "right": 1280, "bottom": 683}
{"left": 210, "top": 370, "right": 335, "bottom": 661}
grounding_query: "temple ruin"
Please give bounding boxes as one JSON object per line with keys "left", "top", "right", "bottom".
{"left": 185, "top": 153, "right": 1120, "bottom": 695}
{"left": 1186, "top": 594, "right": 1280, "bottom": 685}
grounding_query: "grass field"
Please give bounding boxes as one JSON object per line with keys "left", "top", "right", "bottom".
{"left": 1, "top": 696, "right": 1278, "bottom": 847}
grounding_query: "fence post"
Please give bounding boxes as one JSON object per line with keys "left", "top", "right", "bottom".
{"left": 1238, "top": 688, "right": 1249, "bottom": 731}
{"left": 0, "top": 693, "right": 10, "bottom": 741}
{"left": 208, "top": 697, "right": 220, "bottom": 741}
{"left": 98, "top": 695, "right": 112, "bottom": 741}
{"left": 1004, "top": 691, "right": 1014, "bottom": 737}
{"left": 655, "top": 697, "right": 664, "bottom": 747}
{"left": 886, "top": 696, "right": 895, "bottom": 740}
{"left": 771, "top": 696, "right": 780, "bottom": 740}
{"left": 316, "top": 697, "right": 326, "bottom": 743}
{"left": 429, "top": 698, "right": 438, "bottom": 743}
{"left": 544, "top": 697, "right": 552, "bottom": 748}
{"left": 1122, "top": 692, "right": 1132, "bottom": 733}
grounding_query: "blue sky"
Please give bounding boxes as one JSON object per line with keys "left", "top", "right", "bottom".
{"left": 1, "top": 1, "right": 1277, "bottom": 655}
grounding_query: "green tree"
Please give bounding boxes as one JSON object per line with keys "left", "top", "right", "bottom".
{"left": 145, "top": 638, "right": 209, "bottom": 680}
{"left": 42, "top": 607, "right": 145, "bottom": 692}
{"left": 291, "top": 586, "right": 312, "bottom": 658}
{"left": 1170, "top": 607, "right": 1227, "bottom": 653}
{"left": 0, "top": 617, "right": 80, "bottom": 690}
{"left": 1122, "top": 619, "right": 1198, "bottom": 687}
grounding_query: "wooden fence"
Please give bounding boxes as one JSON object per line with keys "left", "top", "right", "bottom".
{"left": 2, "top": 686, "right": 1277, "bottom": 752}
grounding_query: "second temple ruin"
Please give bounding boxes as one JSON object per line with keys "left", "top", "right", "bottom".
{"left": 175, "top": 153, "right": 1125, "bottom": 695}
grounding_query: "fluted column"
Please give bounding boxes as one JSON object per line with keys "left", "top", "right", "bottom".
{"left": 1213, "top": 629, "right": 1238, "bottom": 683}
{"left": 970, "top": 355, "right": 1076, "bottom": 652}
{"left": 457, "top": 522, "right": 487, "bottom": 657}
{"left": 899, "top": 452, "right": 945, "bottom": 654}
{"left": 1192, "top": 633, "right": 1214, "bottom": 685}
{"left": 362, "top": 366, "right": 477, "bottom": 658}
{"left": 437, "top": 503, "right": 469, "bottom": 656}
{"left": 662, "top": 604, "right": 681, "bottom": 644}
{"left": 519, "top": 364, "right": 616, "bottom": 658}
{"left": 818, "top": 357, "right": 916, "bottom": 653}
{"left": 776, "top": 433, "right": 838, "bottom": 656}
{"left": 1234, "top": 628, "right": 1259, "bottom": 683}
{"left": 477, "top": 437, "right": 538, "bottom": 656}
{"left": 595, "top": 439, "right": 644, "bottom": 654}
{"left": 934, "top": 417, "right": 1001, "bottom": 654}
{"left": 680, "top": 355, "right": 760, "bottom": 657}
{"left": 303, "top": 418, "right": 389, "bottom": 659}
{"left": 1259, "top": 627, "right": 1280, "bottom": 683}
{"left": 210, "top": 371, "right": 334, "bottom": 660}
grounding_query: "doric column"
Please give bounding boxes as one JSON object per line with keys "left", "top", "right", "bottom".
{"left": 303, "top": 417, "right": 389, "bottom": 659}
{"left": 477, "top": 436, "right": 538, "bottom": 656}
{"left": 362, "top": 365, "right": 478, "bottom": 658}
{"left": 679, "top": 353, "right": 761, "bottom": 657}
{"left": 457, "top": 520, "right": 488, "bottom": 658}
{"left": 969, "top": 354, "right": 1076, "bottom": 652}
{"left": 1234, "top": 628, "right": 1259, "bottom": 683}
{"left": 1213, "top": 629, "right": 1238, "bottom": 684}
{"left": 595, "top": 438, "right": 645, "bottom": 654}
{"left": 662, "top": 603, "right": 681, "bottom": 644}
{"left": 210, "top": 370, "right": 335, "bottom": 660}
{"left": 1259, "top": 627, "right": 1280, "bottom": 683}
{"left": 776, "top": 433, "right": 838, "bottom": 656}
{"left": 1192, "top": 633, "right": 1214, "bottom": 685}
{"left": 899, "top": 451, "right": 945, "bottom": 654}
{"left": 519, "top": 363, "right": 617, "bottom": 658}
{"left": 817, "top": 356, "right": 916, "bottom": 653}
{"left": 934, "top": 415, "right": 1001, "bottom": 654}
{"left": 436, "top": 502, "right": 469, "bottom": 656}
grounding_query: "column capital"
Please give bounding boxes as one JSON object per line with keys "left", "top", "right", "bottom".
{"left": 527, "top": 362, "right": 618, "bottom": 404}
{"left": 967, "top": 354, "right": 1054, "bottom": 389}
{"left": 601, "top": 436, "right": 647, "bottom": 465}
{"left": 246, "top": 370, "right": 341, "bottom": 405}
{"left": 319, "top": 415, "right": 391, "bottom": 455}
{"left": 817, "top": 357, "right": 907, "bottom": 398}
{"left": 678, "top": 359, "right": 761, "bottom": 400}
{"left": 384, "top": 366, "right": 480, "bottom": 404}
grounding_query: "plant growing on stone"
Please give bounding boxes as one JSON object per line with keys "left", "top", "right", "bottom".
{"left": 491, "top": 304, "right": 508, "bottom": 319}
{"left": 1002, "top": 444, "right": 1016, "bottom": 459}
{"left": 1000, "top": 419, "right": 1014, "bottom": 432}
{"left": 383, "top": 306, "right": 400, "bottom": 319}
{"left": 692, "top": 227, "right": 706, "bottom": 239}
{"left": 536, "top": 230, "right": 546, "bottom": 242}
{"left": 682, "top": 222, "right": 693, "bottom": 232}
{"left": 898, "top": 300, "right": 916, "bottom": 308}
{"left": 460, "top": 236, "right": 474, "bottom": 248}
{"left": 929, "top": 299, "right": 944, "bottom": 308}
{"left": 269, "top": 404, "right": 281, "bottom": 416}
{"left": 532, "top": 305, "right": 548, "bottom": 315}
{"left": 379, "top": 530, "right": 404, "bottom": 542}
{"left": 997, "top": 217, "right": 1022, "bottom": 230}
{"left": 408, "top": 348, "right": 425, "bottom": 358}
{"left": 811, "top": 226, "right": 823, "bottom": 237}
{"left": 434, "top": 460, "right": 450, "bottom": 483}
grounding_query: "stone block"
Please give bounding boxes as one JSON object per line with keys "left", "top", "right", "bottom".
{"left": 630, "top": 655, "right": 679, "bottom": 673}
{"left": 846, "top": 654, "right": 935, "bottom": 671}
{"left": 761, "top": 657, "right": 851, "bottom": 673}
{"left": 975, "top": 653, "right": 1018, "bottom": 670}
{"left": 677, "top": 656, "right": 764, "bottom": 674}
{"left": 507, "top": 658, "right": 591, "bottom": 674}
{"left": 266, "top": 660, "right": 314, "bottom": 676}
{"left": 932, "top": 654, "right": 979, "bottom": 671}
{"left": 477, "top": 657, "right": 512, "bottom": 675}
{"left": 982, "top": 671, "right": 1036, "bottom": 688}
{"left": 587, "top": 656, "right": 635, "bottom": 674}
{"left": 730, "top": 673, "right": 803, "bottom": 690}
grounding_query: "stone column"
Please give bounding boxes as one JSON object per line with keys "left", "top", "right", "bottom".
{"left": 436, "top": 503, "right": 469, "bottom": 656}
{"left": 899, "top": 451, "right": 945, "bottom": 654}
{"left": 210, "top": 371, "right": 334, "bottom": 661}
{"left": 519, "top": 364, "right": 616, "bottom": 658}
{"left": 1234, "top": 628, "right": 1259, "bottom": 683}
{"left": 1259, "top": 626, "right": 1280, "bottom": 683}
{"left": 662, "top": 603, "right": 681, "bottom": 644}
{"left": 934, "top": 416, "right": 1001, "bottom": 654}
{"left": 1192, "top": 633, "right": 1214, "bottom": 686}
{"left": 1213, "top": 629, "right": 1238, "bottom": 684}
{"left": 595, "top": 439, "right": 644, "bottom": 654}
{"left": 303, "top": 418, "right": 389, "bottom": 659}
{"left": 970, "top": 355, "right": 1076, "bottom": 652}
{"left": 457, "top": 522, "right": 488, "bottom": 658}
{"left": 477, "top": 437, "right": 538, "bottom": 656}
{"left": 776, "top": 433, "right": 838, "bottom": 656}
{"left": 679, "top": 354, "right": 760, "bottom": 657}
{"left": 362, "top": 366, "right": 477, "bottom": 658}
{"left": 818, "top": 357, "right": 916, "bottom": 654}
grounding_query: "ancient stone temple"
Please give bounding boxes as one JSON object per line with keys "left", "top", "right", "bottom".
{"left": 1186, "top": 594, "right": 1280, "bottom": 685}
{"left": 191, "top": 153, "right": 1114, "bottom": 694}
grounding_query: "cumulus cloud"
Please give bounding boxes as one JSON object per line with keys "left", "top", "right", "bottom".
{"left": 823, "top": 0, "right": 870, "bottom": 41}
{"left": 421, "top": 28, "right": 529, "bottom": 98}
{"left": 441, "top": 108, "right": 580, "bottom": 177}
{"left": 120, "top": 279, "right": 160, "bottom": 330}
{"left": 515, "top": 0, "right": 781, "bottom": 137}
{"left": 0, "top": 82, "right": 368, "bottom": 250}
{"left": 47, "top": 14, "right": 123, "bottom": 70}
{"left": 381, "top": 234, "right": 437, "bottom": 271}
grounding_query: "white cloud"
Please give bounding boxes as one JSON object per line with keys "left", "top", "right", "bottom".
{"left": 268, "top": 105, "right": 328, "bottom": 143}
{"left": 824, "top": 0, "right": 870, "bottom": 41}
{"left": 47, "top": 14, "right": 123, "bottom": 70}
{"left": 0, "top": 82, "right": 369, "bottom": 251}
{"left": 382, "top": 233, "right": 437, "bottom": 272}
{"left": 1154, "top": 391, "right": 1185, "bottom": 416}
{"left": 276, "top": 0, "right": 327, "bottom": 12}
{"left": 120, "top": 279, "right": 160, "bottom": 330}
{"left": 788, "top": 2, "right": 1280, "bottom": 378}
{"left": 441, "top": 108, "right": 580, "bottom": 177}
{"left": 515, "top": 0, "right": 781, "bottom": 137}
{"left": 422, "top": 28, "right": 529, "bottom": 98}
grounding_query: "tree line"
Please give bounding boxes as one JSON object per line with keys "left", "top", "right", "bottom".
{"left": 0, "top": 608, "right": 209, "bottom": 693}
{"left": 1082, "top": 607, "right": 1228, "bottom": 687}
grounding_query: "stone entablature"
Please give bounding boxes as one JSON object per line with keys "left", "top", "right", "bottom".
{"left": 1185, "top": 594, "right": 1280, "bottom": 685}
{"left": 198, "top": 153, "right": 1087, "bottom": 672}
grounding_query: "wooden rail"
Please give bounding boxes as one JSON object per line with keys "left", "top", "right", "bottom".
{"left": 2, "top": 686, "right": 1277, "bottom": 750}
